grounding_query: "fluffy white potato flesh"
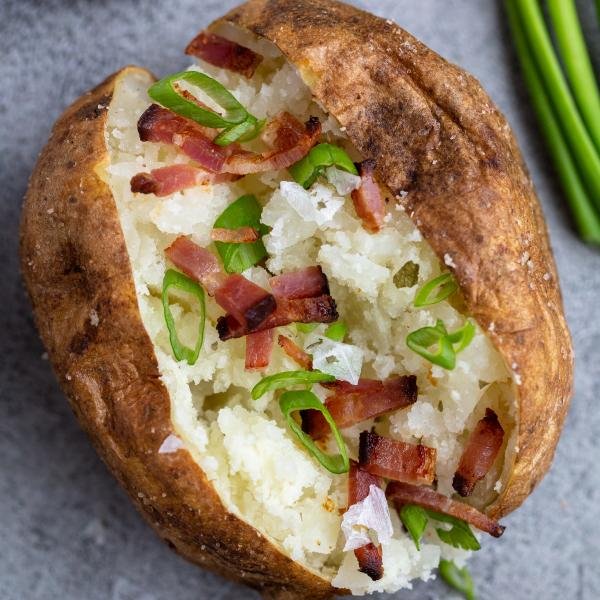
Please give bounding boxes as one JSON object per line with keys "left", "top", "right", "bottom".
{"left": 103, "top": 43, "right": 515, "bottom": 595}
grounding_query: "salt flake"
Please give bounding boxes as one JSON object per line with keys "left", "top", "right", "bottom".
{"left": 158, "top": 434, "right": 184, "bottom": 454}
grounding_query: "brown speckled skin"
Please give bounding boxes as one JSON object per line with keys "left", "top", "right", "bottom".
{"left": 20, "top": 0, "right": 573, "bottom": 598}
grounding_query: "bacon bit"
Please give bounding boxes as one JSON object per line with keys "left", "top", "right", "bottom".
{"left": 130, "top": 164, "right": 239, "bottom": 197}
{"left": 386, "top": 481, "right": 505, "bottom": 537}
{"left": 303, "top": 377, "right": 418, "bottom": 440}
{"left": 211, "top": 226, "right": 260, "bottom": 243}
{"left": 351, "top": 159, "right": 386, "bottom": 233}
{"left": 278, "top": 335, "right": 313, "bottom": 370}
{"left": 347, "top": 461, "right": 385, "bottom": 581}
{"left": 216, "top": 294, "right": 338, "bottom": 340}
{"left": 165, "top": 236, "right": 226, "bottom": 295}
{"left": 453, "top": 409, "right": 505, "bottom": 497}
{"left": 185, "top": 31, "right": 262, "bottom": 78}
{"left": 245, "top": 329, "right": 274, "bottom": 370}
{"left": 354, "top": 544, "right": 384, "bottom": 581}
{"left": 138, "top": 104, "right": 231, "bottom": 172}
{"left": 269, "top": 266, "right": 330, "bottom": 299}
{"left": 214, "top": 274, "right": 276, "bottom": 330}
{"left": 359, "top": 430, "right": 436, "bottom": 485}
{"left": 224, "top": 115, "right": 321, "bottom": 174}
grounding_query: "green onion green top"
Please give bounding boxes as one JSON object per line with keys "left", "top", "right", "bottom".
{"left": 324, "top": 321, "right": 347, "bottom": 342}
{"left": 406, "top": 319, "right": 475, "bottom": 370}
{"left": 148, "top": 71, "right": 262, "bottom": 145}
{"left": 439, "top": 559, "right": 476, "bottom": 600}
{"left": 162, "top": 269, "right": 206, "bottom": 365}
{"left": 279, "top": 390, "right": 349, "bottom": 474}
{"left": 213, "top": 195, "right": 269, "bottom": 273}
{"left": 251, "top": 370, "right": 336, "bottom": 400}
{"left": 414, "top": 272, "right": 457, "bottom": 307}
{"left": 289, "top": 143, "right": 358, "bottom": 189}
{"left": 296, "top": 323, "right": 319, "bottom": 334}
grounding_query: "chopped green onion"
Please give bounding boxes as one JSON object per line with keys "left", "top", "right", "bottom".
{"left": 279, "top": 390, "right": 349, "bottom": 473}
{"left": 324, "top": 321, "right": 347, "bottom": 342}
{"left": 399, "top": 505, "right": 428, "bottom": 550}
{"left": 547, "top": 0, "right": 600, "bottom": 154}
{"left": 509, "top": 0, "right": 600, "bottom": 212}
{"left": 446, "top": 320, "right": 476, "bottom": 354}
{"left": 162, "top": 269, "right": 206, "bottom": 365}
{"left": 149, "top": 71, "right": 249, "bottom": 128}
{"left": 214, "top": 116, "right": 266, "bottom": 146}
{"left": 393, "top": 261, "right": 420, "bottom": 288}
{"left": 251, "top": 370, "right": 336, "bottom": 400}
{"left": 426, "top": 510, "right": 481, "bottom": 551}
{"left": 506, "top": 1, "right": 600, "bottom": 243}
{"left": 406, "top": 319, "right": 456, "bottom": 370}
{"left": 406, "top": 319, "right": 475, "bottom": 370}
{"left": 414, "top": 272, "right": 458, "bottom": 307}
{"left": 289, "top": 143, "right": 358, "bottom": 189}
{"left": 296, "top": 323, "right": 319, "bottom": 334}
{"left": 439, "top": 560, "right": 476, "bottom": 600}
{"left": 213, "top": 195, "right": 268, "bottom": 273}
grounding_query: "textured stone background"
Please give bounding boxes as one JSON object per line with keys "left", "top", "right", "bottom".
{"left": 1, "top": 1, "right": 599, "bottom": 598}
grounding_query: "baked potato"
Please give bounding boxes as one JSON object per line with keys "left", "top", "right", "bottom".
{"left": 20, "top": 0, "right": 573, "bottom": 597}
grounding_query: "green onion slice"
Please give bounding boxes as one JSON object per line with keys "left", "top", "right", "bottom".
{"left": 399, "top": 505, "right": 428, "bottom": 550}
{"left": 213, "top": 194, "right": 268, "bottom": 273}
{"left": 162, "top": 269, "right": 206, "bottom": 365}
{"left": 426, "top": 510, "right": 481, "bottom": 551}
{"left": 252, "top": 370, "right": 336, "bottom": 400}
{"left": 406, "top": 319, "right": 456, "bottom": 369}
{"left": 279, "top": 390, "right": 349, "bottom": 474}
{"left": 439, "top": 560, "right": 476, "bottom": 600}
{"left": 406, "top": 319, "right": 475, "bottom": 369}
{"left": 289, "top": 143, "right": 358, "bottom": 189}
{"left": 214, "top": 115, "right": 266, "bottom": 146}
{"left": 414, "top": 272, "right": 458, "bottom": 307}
{"left": 296, "top": 323, "right": 319, "bottom": 334}
{"left": 324, "top": 321, "right": 347, "bottom": 342}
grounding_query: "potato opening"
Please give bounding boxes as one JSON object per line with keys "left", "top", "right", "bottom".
{"left": 102, "top": 32, "right": 516, "bottom": 595}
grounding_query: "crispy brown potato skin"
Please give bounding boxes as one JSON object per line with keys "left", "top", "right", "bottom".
{"left": 20, "top": 0, "right": 573, "bottom": 598}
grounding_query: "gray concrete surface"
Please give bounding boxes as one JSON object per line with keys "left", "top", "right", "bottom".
{"left": 1, "top": 1, "right": 599, "bottom": 598}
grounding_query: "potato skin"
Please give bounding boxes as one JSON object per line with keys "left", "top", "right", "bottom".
{"left": 20, "top": 1, "right": 573, "bottom": 599}
{"left": 216, "top": 0, "right": 573, "bottom": 519}
{"left": 20, "top": 67, "right": 335, "bottom": 599}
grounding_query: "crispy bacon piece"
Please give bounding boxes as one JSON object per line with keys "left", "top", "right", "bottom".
{"left": 165, "top": 236, "right": 227, "bottom": 295}
{"left": 359, "top": 430, "right": 436, "bottom": 485}
{"left": 216, "top": 294, "right": 338, "bottom": 340}
{"left": 130, "top": 164, "right": 239, "bottom": 197}
{"left": 269, "top": 266, "right": 330, "bottom": 299}
{"left": 245, "top": 329, "right": 274, "bottom": 370}
{"left": 224, "top": 115, "right": 321, "bottom": 174}
{"left": 138, "top": 104, "right": 230, "bottom": 172}
{"left": 214, "top": 274, "right": 276, "bottom": 330}
{"left": 386, "top": 481, "right": 505, "bottom": 538}
{"left": 211, "top": 226, "right": 260, "bottom": 243}
{"left": 453, "top": 409, "right": 505, "bottom": 497}
{"left": 354, "top": 544, "right": 384, "bottom": 581}
{"left": 302, "top": 377, "right": 418, "bottom": 440}
{"left": 185, "top": 32, "right": 262, "bottom": 78}
{"left": 351, "top": 159, "right": 386, "bottom": 233}
{"left": 277, "top": 335, "right": 313, "bottom": 370}
{"left": 348, "top": 461, "right": 385, "bottom": 581}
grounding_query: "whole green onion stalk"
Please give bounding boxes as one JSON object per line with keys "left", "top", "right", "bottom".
{"left": 506, "top": 0, "right": 600, "bottom": 243}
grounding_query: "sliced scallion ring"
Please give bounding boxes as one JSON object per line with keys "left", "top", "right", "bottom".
{"left": 406, "top": 319, "right": 455, "bottom": 370}
{"left": 148, "top": 70, "right": 250, "bottom": 129}
{"left": 279, "top": 390, "right": 350, "bottom": 474}
{"left": 214, "top": 116, "right": 266, "bottom": 146}
{"left": 296, "top": 323, "right": 319, "bottom": 334}
{"left": 252, "top": 370, "right": 336, "bottom": 400}
{"left": 414, "top": 272, "right": 458, "bottom": 307}
{"left": 162, "top": 269, "right": 206, "bottom": 365}
{"left": 447, "top": 320, "right": 476, "bottom": 354}
{"left": 289, "top": 143, "right": 358, "bottom": 189}
{"left": 324, "top": 321, "right": 347, "bottom": 342}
